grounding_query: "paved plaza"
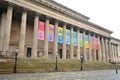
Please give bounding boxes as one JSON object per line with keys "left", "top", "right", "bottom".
{"left": 0, "top": 70, "right": 120, "bottom": 80}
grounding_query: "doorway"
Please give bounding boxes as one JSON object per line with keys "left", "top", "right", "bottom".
{"left": 59, "top": 49, "right": 62, "bottom": 59}
{"left": 96, "top": 50, "right": 98, "bottom": 61}
{"left": 26, "top": 47, "right": 31, "bottom": 57}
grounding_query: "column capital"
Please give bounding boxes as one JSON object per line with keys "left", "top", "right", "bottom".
{"left": 92, "top": 33, "right": 95, "bottom": 36}
{"left": 77, "top": 28, "right": 80, "bottom": 32}
{"left": 70, "top": 26, "right": 73, "bottom": 29}
{"left": 34, "top": 15, "right": 39, "bottom": 19}
{"left": 45, "top": 16, "right": 50, "bottom": 20}
{"left": 34, "top": 11, "right": 41, "bottom": 16}
{"left": 63, "top": 22, "right": 67, "bottom": 27}
{"left": 21, "top": 7, "right": 30, "bottom": 13}
{"left": 55, "top": 19, "right": 59, "bottom": 23}
{"left": 82, "top": 30, "right": 86, "bottom": 34}
{"left": 87, "top": 31, "right": 91, "bottom": 34}
{"left": 97, "top": 34, "right": 101, "bottom": 37}
{"left": 7, "top": 2, "right": 15, "bottom": 7}
{"left": 101, "top": 36, "right": 104, "bottom": 39}
{"left": 62, "top": 21, "right": 67, "bottom": 25}
{"left": 22, "top": 10, "right": 27, "bottom": 15}
{"left": 97, "top": 35, "right": 100, "bottom": 38}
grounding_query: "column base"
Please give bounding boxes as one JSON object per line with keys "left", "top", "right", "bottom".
{"left": 1, "top": 51, "right": 7, "bottom": 57}
{"left": 18, "top": 52, "right": 25, "bottom": 58}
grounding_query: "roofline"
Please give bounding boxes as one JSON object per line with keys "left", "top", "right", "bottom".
{"left": 111, "top": 37, "right": 120, "bottom": 41}
{"left": 86, "top": 21, "right": 113, "bottom": 34}
{"left": 50, "top": 0, "right": 113, "bottom": 34}
{"left": 52, "top": 0, "right": 90, "bottom": 20}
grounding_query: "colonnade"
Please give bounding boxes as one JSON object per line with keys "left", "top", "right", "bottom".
{"left": 0, "top": 5, "right": 119, "bottom": 62}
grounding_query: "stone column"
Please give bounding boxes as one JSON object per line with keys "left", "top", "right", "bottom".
{"left": 70, "top": 26, "right": 73, "bottom": 59}
{"left": 93, "top": 34, "right": 96, "bottom": 61}
{"left": 108, "top": 40, "right": 112, "bottom": 62}
{"left": 111, "top": 44, "right": 115, "bottom": 62}
{"left": 53, "top": 20, "right": 58, "bottom": 58}
{"left": 83, "top": 30, "right": 87, "bottom": 61}
{"left": 115, "top": 44, "right": 118, "bottom": 62}
{"left": 77, "top": 28, "right": 80, "bottom": 60}
{"left": 18, "top": 11, "right": 27, "bottom": 57}
{"left": 116, "top": 45, "right": 119, "bottom": 62}
{"left": 101, "top": 37, "right": 105, "bottom": 61}
{"left": 98, "top": 35, "right": 102, "bottom": 61}
{"left": 62, "top": 23, "right": 66, "bottom": 59}
{"left": 112, "top": 44, "right": 115, "bottom": 62}
{"left": 0, "top": 13, "right": 6, "bottom": 54}
{"left": 105, "top": 39, "right": 109, "bottom": 62}
{"left": 88, "top": 32, "right": 92, "bottom": 61}
{"left": 111, "top": 44, "right": 113, "bottom": 61}
{"left": 44, "top": 17, "right": 49, "bottom": 58}
{"left": 2, "top": 5, "right": 13, "bottom": 56}
{"left": 114, "top": 44, "right": 117, "bottom": 61}
{"left": 32, "top": 15, "right": 39, "bottom": 57}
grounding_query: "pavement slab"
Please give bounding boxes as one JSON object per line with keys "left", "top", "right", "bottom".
{"left": 0, "top": 70, "right": 120, "bottom": 80}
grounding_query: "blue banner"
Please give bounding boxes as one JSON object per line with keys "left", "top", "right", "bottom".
{"left": 73, "top": 31, "right": 77, "bottom": 46}
{"left": 58, "top": 27, "right": 63, "bottom": 44}
{"left": 66, "top": 29, "right": 70, "bottom": 44}
{"left": 48, "top": 24, "right": 54, "bottom": 42}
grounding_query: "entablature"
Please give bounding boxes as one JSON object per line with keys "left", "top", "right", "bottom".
{"left": 4, "top": 0, "right": 112, "bottom": 38}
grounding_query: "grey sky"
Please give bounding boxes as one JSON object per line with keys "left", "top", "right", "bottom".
{"left": 54, "top": 0, "right": 120, "bottom": 39}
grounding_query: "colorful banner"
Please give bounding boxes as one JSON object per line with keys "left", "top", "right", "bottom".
{"left": 66, "top": 29, "right": 70, "bottom": 44}
{"left": 48, "top": 24, "right": 54, "bottom": 42}
{"left": 58, "top": 27, "right": 63, "bottom": 44}
{"left": 80, "top": 33, "right": 83, "bottom": 47}
{"left": 95, "top": 38, "right": 98, "bottom": 50}
{"left": 85, "top": 35, "right": 89, "bottom": 48}
{"left": 73, "top": 31, "right": 77, "bottom": 46}
{"left": 38, "top": 21, "right": 44, "bottom": 40}
{"left": 90, "top": 37, "right": 94, "bottom": 49}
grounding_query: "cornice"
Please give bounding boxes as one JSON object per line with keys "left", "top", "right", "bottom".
{"left": 29, "top": 0, "right": 113, "bottom": 34}
{"left": 111, "top": 37, "right": 120, "bottom": 42}
{"left": 3, "top": 0, "right": 113, "bottom": 34}
{"left": 29, "top": 0, "right": 89, "bottom": 21}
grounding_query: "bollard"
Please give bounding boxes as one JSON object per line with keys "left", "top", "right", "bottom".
{"left": 13, "top": 48, "right": 19, "bottom": 73}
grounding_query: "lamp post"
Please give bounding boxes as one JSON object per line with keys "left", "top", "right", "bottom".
{"left": 115, "top": 56, "right": 118, "bottom": 74}
{"left": 80, "top": 54, "right": 84, "bottom": 71}
{"left": 55, "top": 53, "right": 58, "bottom": 72}
{"left": 13, "top": 48, "right": 19, "bottom": 73}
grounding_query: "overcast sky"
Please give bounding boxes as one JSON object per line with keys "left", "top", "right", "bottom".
{"left": 54, "top": 0, "right": 120, "bottom": 39}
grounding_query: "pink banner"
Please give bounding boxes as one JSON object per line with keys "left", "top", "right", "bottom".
{"left": 38, "top": 21, "right": 45, "bottom": 40}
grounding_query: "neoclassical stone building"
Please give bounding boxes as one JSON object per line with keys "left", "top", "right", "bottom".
{"left": 0, "top": 0, "right": 120, "bottom": 62}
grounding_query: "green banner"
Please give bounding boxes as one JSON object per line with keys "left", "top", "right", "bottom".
{"left": 58, "top": 27, "right": 63, "bottom": 44}
{"left": 80, "top": 33, "right": 83, "bottom": 47}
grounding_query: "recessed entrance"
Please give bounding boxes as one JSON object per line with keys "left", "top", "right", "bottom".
{"left": 59, "top": 49, "right": 62, "bottom": 59}
{"left": 26, "top": 47, "right": 31, "bottom": 57}
{"left": 96, "top": 50, "right": 98, "bottom": 61}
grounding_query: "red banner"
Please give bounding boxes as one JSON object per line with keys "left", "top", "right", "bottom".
{"left": 95, "top": 38, "right": 98, "bottom": 50}
{"left": 38, "top": 21, "right": 45, "bottom": 40}
{"left": 90, "top": 37, "right": 94, "bottom": 49}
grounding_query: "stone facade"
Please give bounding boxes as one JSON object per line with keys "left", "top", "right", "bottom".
{"left": 0, "top": 0, "right": 120, "bottom": 62}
